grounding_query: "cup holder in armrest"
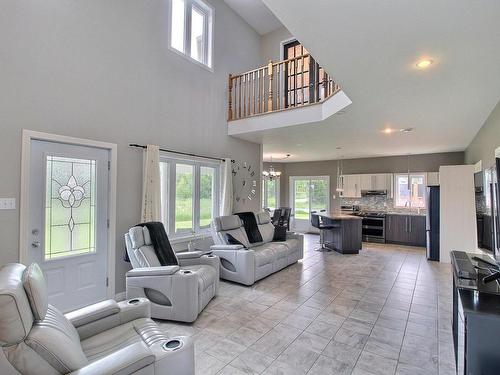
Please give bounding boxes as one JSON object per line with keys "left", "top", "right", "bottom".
{"left": 180, "top": 270, "right": 192, "bottom": 274}
{"left": 162, "top": 339, "right": 183, "bottom": 351}
{"left": 127, "top": 298, "right": 141, "bottom": 305}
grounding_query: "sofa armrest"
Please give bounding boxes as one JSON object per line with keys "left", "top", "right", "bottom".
{"left": 286, "top": 231, "right": 303, "bottom": 240}
{"left": 126, "top": 266, "right": 180, "bottom": 277}
{"left": 118, "top": 298, "right": 151, "bottom": 323}
{"left": 65, "top": 300, "right": 120, "bottom": 328}
{"left": 69, "top": 342, "right": 154, "bottom": 375}
{"left": 176, "top": 250, "right": 207, "bottom": 259}
{"left": 210, "top": 244, "right": 245, "bottom": 250}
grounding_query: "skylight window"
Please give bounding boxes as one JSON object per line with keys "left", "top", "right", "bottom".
{"left": 170, "top": 0, "right": 213, "bottom": 69}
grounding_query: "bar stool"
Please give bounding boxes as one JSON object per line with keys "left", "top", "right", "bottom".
{"left": 311, "top": 213, "right": 334, "bottom": 251}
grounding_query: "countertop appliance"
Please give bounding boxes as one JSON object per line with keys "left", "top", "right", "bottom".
{"left": 354, "top": 211, "right": 386, "bottom": 243}
{"left": 426, "top": 186, "right": 440, "bottom": 261}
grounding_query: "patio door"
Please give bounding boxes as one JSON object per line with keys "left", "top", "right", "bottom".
{"left": 290, "top": 176, "right": 330, "bottom": 232}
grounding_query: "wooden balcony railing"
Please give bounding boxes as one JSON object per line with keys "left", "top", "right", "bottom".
{"left": 228, "top": 54, "right": 340, "bottom": 121}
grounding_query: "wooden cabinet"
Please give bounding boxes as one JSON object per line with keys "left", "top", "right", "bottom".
{"left": 386, "top": 214, "right": 426, "bottom": 246}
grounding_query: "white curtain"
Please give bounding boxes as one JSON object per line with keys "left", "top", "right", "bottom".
{"left": 141, "top": 144, "right": 161, "bottom": 223}
{"left": 220, "top": 158, "right": 233, "bottom": 216}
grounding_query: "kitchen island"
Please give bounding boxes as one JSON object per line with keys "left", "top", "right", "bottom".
{"left": 316, "top": 212, "right": 363, "bottom": 254}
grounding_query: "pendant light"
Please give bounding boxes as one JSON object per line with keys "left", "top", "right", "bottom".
{"left": 336, "top": 158, "right": 344, "bottom": 192}
{"left": 262, "top": 156, "right": 282, "bottom": 181}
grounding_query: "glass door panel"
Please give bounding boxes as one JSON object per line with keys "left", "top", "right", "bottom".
{"left": 294, "top": 179, "right": 310, "bottom": 220}
{"left": 290, "top": 176, "right": 329, "bottom": 232}
{"left": 310, "top": 179, "right": 328, "bottom": 213}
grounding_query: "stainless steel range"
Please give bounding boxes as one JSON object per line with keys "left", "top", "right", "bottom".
{"left": 353, "top": 212, "right": 386, "bottom": 243}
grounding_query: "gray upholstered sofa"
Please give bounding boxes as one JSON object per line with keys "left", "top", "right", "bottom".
{"left": 210, "top": 211, "right": 303, "bottom": 285}
{"left": 125, "top": 226, "right": 219, "bottom": 323}
{"left": 0, "top": 263, "right": 194, "bottom": 375}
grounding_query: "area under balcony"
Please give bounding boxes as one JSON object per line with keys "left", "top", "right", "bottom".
{"left": 227, "top": 52, "right": 352, "bottom": 136}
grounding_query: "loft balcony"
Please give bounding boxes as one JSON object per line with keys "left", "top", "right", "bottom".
{"left": 227, "top": 53, "right": 351, "bottom": 136}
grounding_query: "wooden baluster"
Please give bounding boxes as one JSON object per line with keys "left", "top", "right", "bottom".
{"left": 267, "top": 60, "right": 273, "bottom": 112}
{"left": 276, "top": 63, "right": 280, "bottom": 110}
{"left": 227, "top": 74, "right": 233, "bottom": 121}
{"left": 301, "top": 55, "right": 305, "bottom": 106}
{"left": 252, "top": 71, "right": 256, "bottom": 115}
{"left": 262, "top": 68, "right": 266, "bottom": 112}
{"left": 257, "top": 70, "right": 261, "bottom": 114}
{"left": 322, "top": 71, "right": 328, "bottom": 101}
{"left": 248, "top": 72, "right": 251, "bottom": 116}
{"left": 294, "top": 57, "right": 297, "bottom": 107}
{"left": 238, "top": 76, "right": 242, "bottom": 118}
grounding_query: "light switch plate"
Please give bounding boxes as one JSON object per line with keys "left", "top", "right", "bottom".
{"left": 0, "top": 198, "right": 16, "bottom": 210}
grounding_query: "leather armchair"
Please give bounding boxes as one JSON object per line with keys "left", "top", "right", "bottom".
{"left": 125, "top": 226, "right": 219, "bottom": 322}
{"left": 0, "top": 263, "right": 194, "bottom": 375}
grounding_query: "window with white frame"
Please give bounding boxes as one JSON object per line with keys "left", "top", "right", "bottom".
{"left": 394, "top": 173, "right": 426, "bottom": 208}
{"left": 170, "top": 0, "right": 213, "bottom": 68}
{"left": 262, "top": 177, "right": 280, "bottom": 211}
{"left": 160, "top": 154, "right": 220, "bottom": 238}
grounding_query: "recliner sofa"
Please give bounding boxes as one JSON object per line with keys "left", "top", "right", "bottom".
{"left": 210, "top": 211, "right": 303, "bottom": 285}
{"left": 0, "top": 263, "right": 194, "bottom": 375}
{"left": 125, "top": 226, "right": 219, "bottom": 322}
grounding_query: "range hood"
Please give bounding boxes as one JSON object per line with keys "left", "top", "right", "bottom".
{"left": 361, "top": 190, "right": 387, "bottom": 196}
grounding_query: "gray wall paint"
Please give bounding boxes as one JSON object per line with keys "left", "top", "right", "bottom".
{"left": 465, "top": 99, "right": 500, "bottom": 168}
{"left": 266, "top": 152, "right": 464, "bottom": 210}
{"left": 0, "top": 0, "right": 262, "bottom": 294}
{"left": 260, "top": 26, "right": 293, "bottom": 63}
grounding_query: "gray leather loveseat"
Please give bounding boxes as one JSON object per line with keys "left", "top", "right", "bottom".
{"left": 210, "top": 211, "right": 303, "bottom": 285}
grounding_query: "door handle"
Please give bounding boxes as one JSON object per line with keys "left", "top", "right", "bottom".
{"left": 31, "top": 241, "right": 41, "bottom": 248}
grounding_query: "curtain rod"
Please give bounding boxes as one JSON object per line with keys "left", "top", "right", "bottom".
{"left": 129, "top": 144, "right": 232, "bottom": 162}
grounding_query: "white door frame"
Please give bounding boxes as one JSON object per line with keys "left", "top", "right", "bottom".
{"left": 289, "top": 175, "right": 330, "bottom": 232}
{"left": 20, "top": 129, "right": 118, "bottom": 299}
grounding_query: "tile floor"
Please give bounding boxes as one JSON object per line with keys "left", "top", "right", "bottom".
{"left": 158, "top": 234, "right": 456, "bottom": 375}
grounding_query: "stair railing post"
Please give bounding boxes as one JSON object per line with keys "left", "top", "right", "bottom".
{"left": 267, "top": 60, "right": 273, "bottom": 112}
{"left": 227, "top": 74, "right": 233, "bottom": 121}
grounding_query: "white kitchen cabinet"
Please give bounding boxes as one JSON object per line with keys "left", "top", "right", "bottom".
{"left": 357, "top": 173, "right": 393, "bottom": 195}
{"left": 427, "top": 172, "right": 439, "bottom": 186}
{"left": 341, "top": 174, "right": 361, "bottom": 198}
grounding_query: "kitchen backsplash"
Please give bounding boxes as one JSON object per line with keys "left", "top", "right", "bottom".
{"left": 341, "top": 195, "right": 427, "bottom": 215}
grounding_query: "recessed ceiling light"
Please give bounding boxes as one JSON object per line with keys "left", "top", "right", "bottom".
{"left": 416, "top": 59, "right": 433, "bottom": 69}
{"left": 382, "top": 128, "right": 395, "bottom": 134}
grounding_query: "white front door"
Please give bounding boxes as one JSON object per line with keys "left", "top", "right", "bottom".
{"left": 27, "top": 140, "right": 110, "bottom": 312}
{"left": 290, "top": 176, "right": 330, "bottom": 232}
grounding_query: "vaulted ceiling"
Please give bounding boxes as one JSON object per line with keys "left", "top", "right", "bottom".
{"left": 230, "top": 0, "right": 500, "bottom": 162}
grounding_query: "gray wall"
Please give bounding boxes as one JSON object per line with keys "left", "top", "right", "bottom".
{"left": 465, "top": 99, "right": 500, "bottom": 168}
{"left": 269, "top": 152, "right": 464, "bottom": 210}
{"left": 0, "top": 0, "right": 262, "bottom": 294}
{"left": 260, "top": 26, "right": 293, "bottom": 63}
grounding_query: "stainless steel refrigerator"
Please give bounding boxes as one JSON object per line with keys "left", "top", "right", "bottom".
{"left": 426, "top": 186, "right": 440, "bottom": 261}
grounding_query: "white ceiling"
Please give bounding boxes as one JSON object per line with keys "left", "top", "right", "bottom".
{"left": 237, "top": 0, "right": 500, "bottom": 162}
{"left": 223, "top": 0, "right": 283, "bottom": 35}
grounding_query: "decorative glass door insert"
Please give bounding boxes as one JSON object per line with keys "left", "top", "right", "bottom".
{"left": 45, "top": 156, "right": 96, "bottom": 260}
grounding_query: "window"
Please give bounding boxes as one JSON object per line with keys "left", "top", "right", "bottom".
{"left": 394, "top": 173, "right": 426, "bottom": 208}
{"left": 262, "top": 177, "right": 280, "bottom": 211}
{"left": 160, "top": 155, "right": 219, "bottom": 238}
{"left": 170, "top": 0, "right": 213, "bottom": 68}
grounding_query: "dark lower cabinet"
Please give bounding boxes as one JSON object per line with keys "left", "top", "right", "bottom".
{"left": 386, "top": 214, "right": 426, "bottom": 247}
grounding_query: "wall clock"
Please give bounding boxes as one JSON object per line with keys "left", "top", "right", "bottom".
{"left": 232, "top": 160, "right": 257, "bottom": 204}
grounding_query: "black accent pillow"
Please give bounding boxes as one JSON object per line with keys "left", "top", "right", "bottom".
{"left": 226, "top": 233, "right": 245, "bottom": 247}
{"left": 273, "top": 225, "right": 287, "bottom": 241}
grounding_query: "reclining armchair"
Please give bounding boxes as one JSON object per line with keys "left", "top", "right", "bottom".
{"left": 0, "top": 263, "right": 194, "bottom": 375}
{"left": 210, "top": 212, "right": 304, "bottom": 285}
{"left": 125, "top": 226, "right": 219, "bottom": 322}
